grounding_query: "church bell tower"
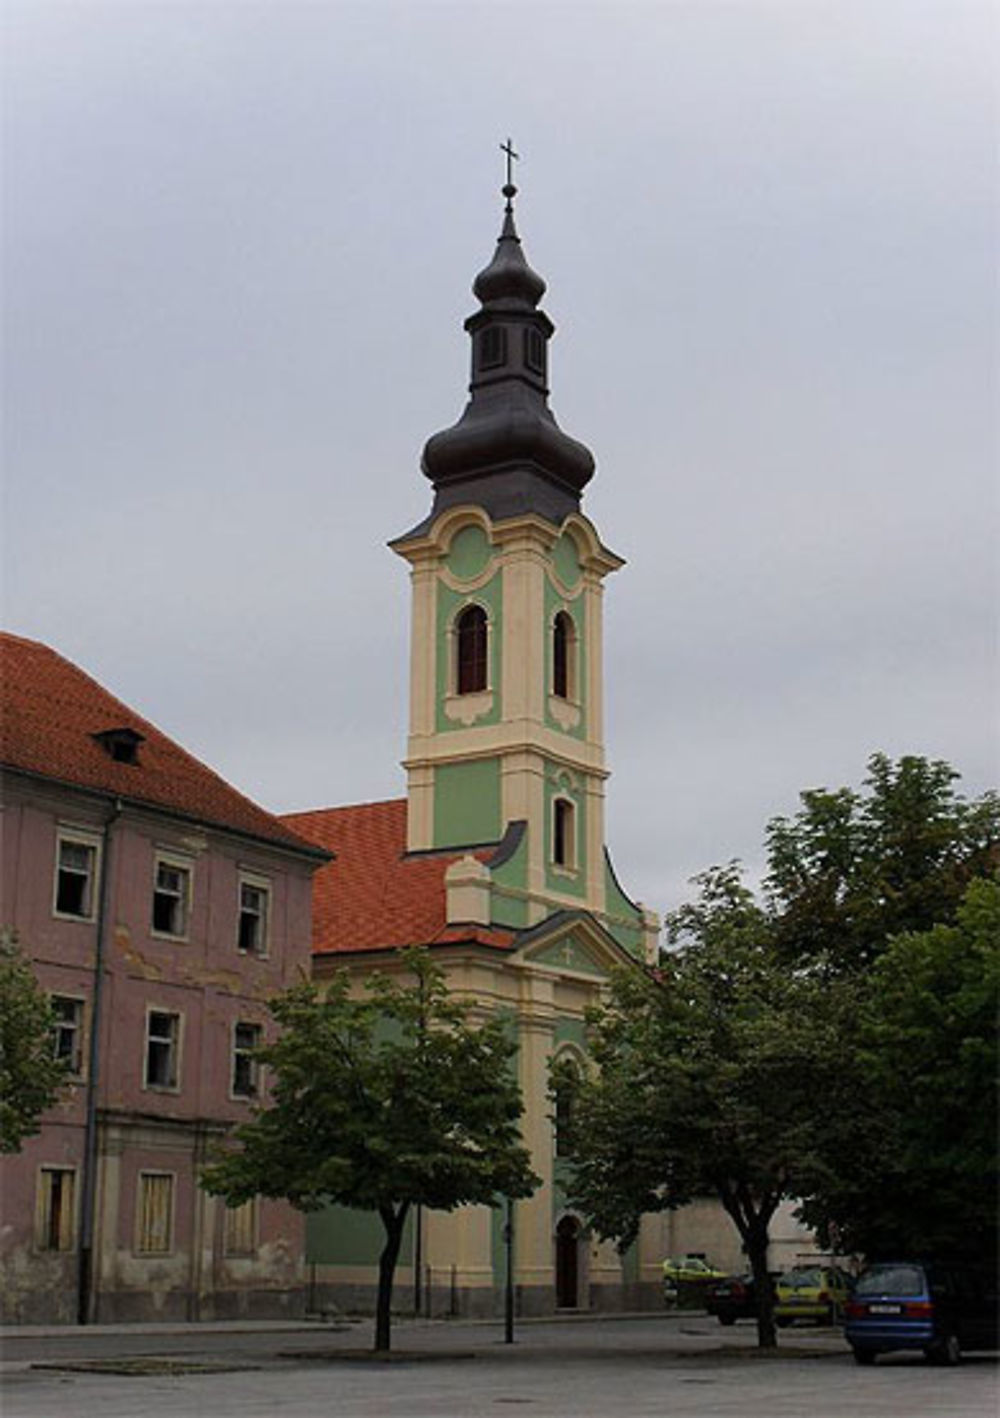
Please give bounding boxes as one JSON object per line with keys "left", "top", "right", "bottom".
{"left": 391, "top": 165, "right": 655, "bottom": 955}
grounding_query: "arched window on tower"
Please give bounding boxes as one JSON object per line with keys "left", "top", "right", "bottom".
{"left": 552, "top": 611, "right": 576, "bottom": 700}
{"left": 456, "top": 605, "right": 488, "bottom": 695}
{"left": 553, "top": 797, "right": 575, "bottom": 869}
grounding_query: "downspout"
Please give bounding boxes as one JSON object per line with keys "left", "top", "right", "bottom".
{"left": 77, "top": 797, "right": 121, "bottom": 1325}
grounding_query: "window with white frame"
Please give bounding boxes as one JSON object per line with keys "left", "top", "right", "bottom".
{"left": 36, "top": 1166, "right": 76, "bottom": 1251}
{"left": 223, "top": 1197, "right": 257, "bottom": 1256}
{"left": 51, "top": 996, "right": 85, "bottom": 1076}
{"left": 54, "top": 834, "right": 98, "bottom": 918}
{"left": 144, "top": 1009, "right": 180, "bottom": 1089}
{"left": 552, "top": 611, "right": 577, "bottom": 700}
{"left": 151, "top": 856, "right": 191, "bottom": 937}
{"left": 231, "top": 1021, "right": 263, "bottom": 1099}
{"left": 553, "top": 797, "right": 576, "bottom": 869}
{"left": 136, "top": 1172, "right": 174, "bottom": 1254}
{"left": 237, "top": 877, "right": 270, "bottom": 955}
{"left": 455, "top": 604, "right": 489, "bottom": 695}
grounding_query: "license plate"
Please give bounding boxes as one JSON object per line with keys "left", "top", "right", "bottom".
{"left": 868, "top": 1303, "right": 901, "bottom": 1314}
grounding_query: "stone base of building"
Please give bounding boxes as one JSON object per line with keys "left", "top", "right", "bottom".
{"left": 92, "top": 1286, "right": 306, "bottom": 1325}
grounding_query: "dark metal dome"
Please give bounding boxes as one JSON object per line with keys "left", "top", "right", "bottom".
{"left": 420, "top": 184, "right": 595, "bottom": 525}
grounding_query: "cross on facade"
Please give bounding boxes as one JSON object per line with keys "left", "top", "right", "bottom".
{"left": 500, "top": 138, "right": 519, "bottom": 189}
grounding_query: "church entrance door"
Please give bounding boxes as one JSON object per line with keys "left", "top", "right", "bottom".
{"left": 555, "top": 1215, "right": 581, "bottom": 1309}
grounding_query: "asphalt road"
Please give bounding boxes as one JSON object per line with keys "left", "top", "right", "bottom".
{"left": 2, "top": 1313, "right": 996, "bottom": 1417}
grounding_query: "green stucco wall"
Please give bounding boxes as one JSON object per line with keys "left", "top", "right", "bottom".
{"left": 602, "top": 854, "right": 644, "bottom": 956}
{"left": 433, "top": 758, "right": 501, "bottom": 848}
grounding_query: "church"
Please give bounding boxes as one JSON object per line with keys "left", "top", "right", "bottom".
{"left": 284, "top": 172, "right": 667, "bottom": 1316}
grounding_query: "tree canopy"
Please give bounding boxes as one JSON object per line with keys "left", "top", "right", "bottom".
{"left": 201, "top": 949, "right": 538, "bottom": 1351}
{"left": 765, "top": 752, "right": 999, "bottom": 972}
{"left": 797, "top": 876, "right": 999, "bottom": 1261}
{"left": 557, "top": 755, "right": 998, "bottom": 1345}
{"left": 557, "top": 865, "right": 849, "bottom": 1348}
{"left": 0, "top": 931, "right": 68, "bottom": 1154}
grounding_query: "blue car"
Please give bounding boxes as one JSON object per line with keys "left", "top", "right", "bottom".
{"left": 845, "top": 1261, "right": 998, "bottom": 1365}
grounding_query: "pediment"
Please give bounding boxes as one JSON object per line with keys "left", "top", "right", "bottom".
{"left": 515, "top": 912, "right": 635, "bottom": 980}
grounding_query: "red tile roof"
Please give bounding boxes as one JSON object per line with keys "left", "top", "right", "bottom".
{"left": 0, "top": 633, "right": 324, "bottom": 858}
{"left": 283, "top": 798, "right": 516, "bottom": 955}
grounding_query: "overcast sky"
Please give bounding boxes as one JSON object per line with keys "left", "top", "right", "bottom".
{"left": 4, "top": 0, "right": 997, "bottom": 919}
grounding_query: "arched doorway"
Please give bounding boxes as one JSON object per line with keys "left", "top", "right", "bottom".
{"left": 555, "top": 1215, "right": 582, "bottom": 1309}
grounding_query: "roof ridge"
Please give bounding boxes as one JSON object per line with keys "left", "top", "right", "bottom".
{"left": 0, "top": 633, "right": 321, "bottom": 857}
{"left": 282, "top": 796, "right": 407, "bottom": 821}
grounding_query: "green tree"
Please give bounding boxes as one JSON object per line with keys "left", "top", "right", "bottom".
{"left": 765, "top": 753, "right": 999, "bottom": 972}
{"left": 201, "top": 950, "right": 538, "bottom": 1352}
{"left": 557, "top": 866, "right": 847, "bottom": 1349}
{"left": 797, "top": 877, "right": 999, "bottom": 1261}
{"left": 0, "top": 931, "right": 69, "bottom": 1153}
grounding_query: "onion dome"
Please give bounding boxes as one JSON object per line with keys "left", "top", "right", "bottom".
{"left": 419, "top": 179, "right": 595, "bottom": 526}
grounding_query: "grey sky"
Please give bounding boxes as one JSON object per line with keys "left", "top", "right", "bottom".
{"left": 4, "top": 0, "right": 997, "bottom": 919}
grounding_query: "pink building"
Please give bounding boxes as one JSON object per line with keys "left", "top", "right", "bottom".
{"left": 0, "top": 633, "right": 329, "bottom": 1323}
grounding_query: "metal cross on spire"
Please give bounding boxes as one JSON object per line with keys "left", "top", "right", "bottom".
{"left": 500, "top": 138, "right": 519, "bottom": 203}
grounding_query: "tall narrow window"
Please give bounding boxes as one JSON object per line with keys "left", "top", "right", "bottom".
{"left": 554, "top": 1060, "right": 580, "bottom": 1158}
{"left": 144, "top": 1009, "right": 180, "bottom": 1089}
{"left": 553, "top": 612, "right": 575, "bottom": 700}
{"left": 136, "top": 1172, "right": 174, "bottom": 1254}
{"left": 36, "top": 1167, "right": 76, "bottom": 1251}
{"left": 553, "top": 798, "right": 575, "bottom": 868}
{"left": 51, "top": 996, "right": 84, "bottom": 1076}
{"left": 224, "top": 1198, "right": 257, "bottom": 1257}
{"left": 232, "top": 1021, "right": 263, "bottom": 1099}
{"left": 54, "top": 837, "right": 97, "bottom": 918}
{"left": 456, "top": 605, "right": 488, "bottom": 695}
{"left": 152, "top": 858, "right": 190, "bottom": 937}
{"left": 237, "top": 878, "right": 270, "bottom": 955}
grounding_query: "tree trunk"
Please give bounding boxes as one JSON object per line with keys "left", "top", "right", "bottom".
{"left": 717, "top": 1183, "right": 778, "bottom": 1349}
{"left": 374, "top": 1203, "right": 409, "bottom": 1353}
{"left": 745, "top": 1227, "right": 776, "bottom": 1350}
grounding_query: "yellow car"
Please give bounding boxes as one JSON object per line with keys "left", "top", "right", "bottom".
{"left": 661, "top": 1255, "right": 727, "bottom": 1284}
{"left": 774, "top": 1264, "right": 854, "bottom": 1326}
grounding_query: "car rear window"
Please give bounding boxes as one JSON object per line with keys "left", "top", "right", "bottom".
{"left": 782, "top": 1267, "right": 822, "bottom": 1288}
{"left": 855, "top": 1265, "right": 925, "bottom": 1298}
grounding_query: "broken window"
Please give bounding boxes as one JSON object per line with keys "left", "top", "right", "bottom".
{"left": 36, "top": 1167, "right": 76, "bottom": 1251}
{"left": 237, "top": 878, "right": 270, "bottom": 955}
{"left": 152, "top": 858, "right": 190, "bottom": 937}
{"left": 54, "top": 836, "right": 97, "bottom": 918}
{"left": 144, "top": 1009, "right": 180, "bottom": 1089}
{"left": 231, "top": 1021, "right": 263, "bottom": 1099}
{"left": 51, "top": 996, "right": 84, "bottom": 1076}
{"left": 136, "top": 1172, "right": 173, "bottom": 1254}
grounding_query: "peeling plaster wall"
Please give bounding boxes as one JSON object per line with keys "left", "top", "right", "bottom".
{"left": 0, "top": 775, "right": 315, "bottom": 1324}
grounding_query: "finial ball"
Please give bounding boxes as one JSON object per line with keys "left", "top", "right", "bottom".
{"left": 502, "top": 183, "right": 517, "bottom": 200}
